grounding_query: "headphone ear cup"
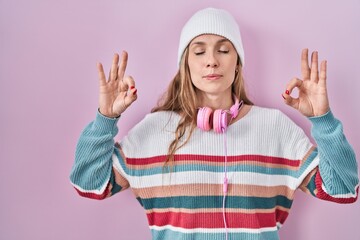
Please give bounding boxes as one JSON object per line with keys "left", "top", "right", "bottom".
{"left": 213, "top": 109, "right": 228, "bottom": 133}
{"left": 197, "top": 107, "right": 213, "bottom": 131}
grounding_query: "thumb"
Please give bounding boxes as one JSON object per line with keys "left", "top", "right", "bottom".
{"left": 123, "top": 75, "right": 138, "bottom": 106}
{"left": 282, "top": 89, "right": 299, "bottom": 110}
{"left": 282, "top": 78, "right": 301, "bottom": 110}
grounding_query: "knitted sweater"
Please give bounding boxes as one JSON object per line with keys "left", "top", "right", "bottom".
{"left": 70, "top": 106, "right": 359, "bottom": 240}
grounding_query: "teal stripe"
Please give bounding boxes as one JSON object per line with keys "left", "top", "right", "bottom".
{"left": 109, "top": 169, "right": 123, "bottom": 195}
{"left": 306, "top": 173, "right": 317, "bottom": 197}
{"left": 123, "top": 162, "right": 299, "bottom": 177}
{"left": 140, "top": 195, "right": 292, "bottom": 210}
{"left": 136, "top": 197, "right": 144, "bottom": 207}
{"left": 151, "top": 228, "right": 279, "bottom": 240}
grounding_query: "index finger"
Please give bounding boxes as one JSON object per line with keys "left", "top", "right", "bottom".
{"left": 117, "top": 51, "right": 128, "bottom": 81}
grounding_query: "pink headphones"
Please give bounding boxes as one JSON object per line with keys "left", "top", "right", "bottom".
{"left": 197, "top": 95, "right": 243, "bottom": 133}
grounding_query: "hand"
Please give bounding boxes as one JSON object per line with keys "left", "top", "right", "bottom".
{"left": 97, "top": 51, "right": 137, "bottom": 118}
{"left": 282, "top": 49, "right": 330, "bottom": 117}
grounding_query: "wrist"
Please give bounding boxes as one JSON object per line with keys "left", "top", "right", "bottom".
{"left": 98, "top": 108, "right": 121, "bottom": 119}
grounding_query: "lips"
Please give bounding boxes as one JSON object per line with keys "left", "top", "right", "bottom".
{"left": 203, "top": 74, "right": 222, "bottom": 80}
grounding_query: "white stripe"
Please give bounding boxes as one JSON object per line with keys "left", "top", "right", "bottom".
{"left": 150, "top": 224, "right": 277, "bottom": 234}
{"left": 70, "top": 181, "right": 108, "bottom": 195}
{"left": 127, "top": 171, "right": 298, "bottom": 190}
{"left": 321, "top": 183, "right": 359, "bottom": 198}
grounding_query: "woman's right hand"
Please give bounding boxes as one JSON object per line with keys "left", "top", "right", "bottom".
{"left": 97, "top": 51, "right": 137, "bottom": 118}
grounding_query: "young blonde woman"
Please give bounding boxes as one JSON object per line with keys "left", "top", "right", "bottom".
{"left": 70, "top": 8, "right": 358, "bottom": 240}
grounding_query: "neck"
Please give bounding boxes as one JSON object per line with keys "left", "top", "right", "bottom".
{"left": 198, "top": 91, "right": 234, "bottom": 110}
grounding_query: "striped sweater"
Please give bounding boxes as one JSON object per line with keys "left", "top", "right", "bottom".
{"left": 70, "top": 106, "right": 359, "bottom": 240}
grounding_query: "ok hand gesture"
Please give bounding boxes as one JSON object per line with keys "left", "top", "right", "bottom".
{"left": 283, "top": 49, "right": 330, "bottom": 117}
{"left": 97, "top": 51, "right": 137, "bottom": 118}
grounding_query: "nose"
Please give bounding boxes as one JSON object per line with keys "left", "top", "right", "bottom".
{"left": 206, "top": 53, "right": 219, "bottom": 68}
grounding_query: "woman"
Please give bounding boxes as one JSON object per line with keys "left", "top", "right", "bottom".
{"left": 70, "top": 8, "right": 358, "bottom": 240}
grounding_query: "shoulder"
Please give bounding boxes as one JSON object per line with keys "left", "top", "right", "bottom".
{"left": 245, "top": 106, "right": 312, "bottom": 159}
{"left": 123, "top": 111, "right": 180, "bottom": 142}
{"left": 131, "top": 111, "right": 180, "bottom": 133}
{"left": 244, "top": 105, "right": 307, "bottom": 139}
{"left": 120, "top": 111, "right": 180, "bottom": 157}
{"left": 246, "top": 105, "right": 295, "bottom": 126}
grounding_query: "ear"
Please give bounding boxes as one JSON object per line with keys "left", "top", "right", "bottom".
{"left": 235, "top": 64, "right": 240, "bottom": 73}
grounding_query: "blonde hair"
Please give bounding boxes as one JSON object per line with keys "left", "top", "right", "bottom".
{"left": 151, "top": 47, "right": 253, "bottom": 166}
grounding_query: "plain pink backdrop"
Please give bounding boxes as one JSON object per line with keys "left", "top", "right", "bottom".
{"left": 1, "top": 0, "right": 359, "bottom": 239}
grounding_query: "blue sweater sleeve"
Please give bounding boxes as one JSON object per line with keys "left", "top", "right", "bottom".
{"left": 307, "top": 110, "right": 359, "bottom": 201}
{"left": 69, "top": 111, "right": 129, "bottom": 199}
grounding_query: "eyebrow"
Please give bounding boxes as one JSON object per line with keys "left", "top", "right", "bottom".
{"left": 190, "top": 38, "right": 230, "bottom": 47}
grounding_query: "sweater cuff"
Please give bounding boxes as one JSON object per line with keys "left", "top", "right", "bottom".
{"left": 92, "top": 110, "right": 121, "bottom": 133}
{"left": 307, "top": 110, "right": 339, "bottom": 134}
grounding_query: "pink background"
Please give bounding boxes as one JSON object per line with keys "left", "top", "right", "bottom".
{"left": 1, "top": 0, "right": 359, "bottom": 239}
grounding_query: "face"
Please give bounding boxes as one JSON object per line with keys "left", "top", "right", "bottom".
{"left": 187, "top": 34, "right": 238, "bottom": 97}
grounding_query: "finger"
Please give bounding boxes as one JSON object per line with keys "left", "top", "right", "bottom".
{"left": 282, "top": 93, "right": 299, "bottom": 110}
{"left": 97, "top": 62, "right": 107, "bottom": 86}
{"left": 110, "top": 53, "right": 119, "bottom": 82}
{"left": 301, "top": 48, "right": 310, "bottom": 80}
{"left": 125, "top": 87, "right": 138, "bottom": 103}
{"left": 124, "top": 86, "right": 138, "bottom": 106}
{"left": 310, "top": 51, "right": 319, "bottom": 82}
{"left": 120, "top": 76, "right": 138, "bottom": 111}
{"left": 117, "top": 51, "right": 128, "bottom": 82}
{"left": 118, "top": 75, "right": 136, "bottom": 94}
{"left": 116, "top": 89, "right": 138, "bottom": 115}
{"left": 122, "top": 75, "right": 136, "bottom": 90}
{"left": 282, "top": 78, "right": 302, "bottom": 109}
{"left": 319, "top": 60, "right": 327, "bottom": 85}
{"left": 126, "top": 76, "right": 138, "bottom": 101}
{"left": 285, "top": 77, "right": 303, "bottom": 94}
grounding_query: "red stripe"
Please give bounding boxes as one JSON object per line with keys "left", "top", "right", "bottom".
{"left": 147, "top": 210, "right": 288, "bottom": 229}
{"left": 315, "top": 172, "right": 358, "bottom": 204}
{"left": 127, "top": 154, "right": 300, "bottom": 167}
{"left": 275, "top": 208, "right": 289, "bottom": 225}
{"left": 74, "top": 185, "right": 110, "bottom": 200}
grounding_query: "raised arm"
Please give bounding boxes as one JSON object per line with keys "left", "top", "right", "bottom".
{"left": 284, "top": 49, "right": 359, "bottom": 203}
{"left": 70, "top": 52, "right": 137, "bottom": 200}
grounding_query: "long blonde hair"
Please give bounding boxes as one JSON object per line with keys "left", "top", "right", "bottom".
{"left": 151, "top": 47, "right": 253, "bottom": 166}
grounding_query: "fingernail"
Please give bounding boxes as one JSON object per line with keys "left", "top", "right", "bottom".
{"left": 133, "top": 89, "right": 137, "bottom": 95}
{"left": 285, "top": 90, "right": 290, "bottom": 95}
{"left": 282, "top": 94, "right": 285, "bottom": 99}
{"left": 130, "top": 86, "right": 135, "bottom": 89}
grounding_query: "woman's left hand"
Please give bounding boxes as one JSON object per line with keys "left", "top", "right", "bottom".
{"left": 282, "top": 49, "right": 330, "bottom": 117}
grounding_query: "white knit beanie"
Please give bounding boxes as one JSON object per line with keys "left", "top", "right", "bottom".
{"left": 177, "top": 7, "right": 245, "bottom": 67}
